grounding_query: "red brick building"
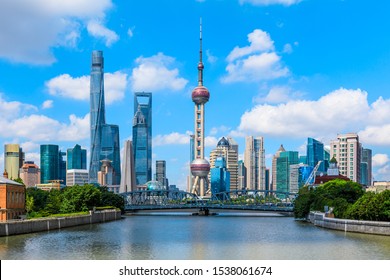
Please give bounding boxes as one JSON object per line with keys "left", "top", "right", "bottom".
{"left": 0, "top": 177, "right": 26, "bottom": 221}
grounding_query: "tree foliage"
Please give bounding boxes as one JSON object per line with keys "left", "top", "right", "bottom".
{"left": 345, "top": 190, "right": 390, "bottom": 221}
{"left": 25, "top": 184, "right": 124, "bottom": 218}
{"left": 294, "top": 179, "right": 364, "bottom": 219}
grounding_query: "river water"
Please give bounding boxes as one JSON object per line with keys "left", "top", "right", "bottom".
{"left": 0, "top": 213, "right": 389, "bottom": 260}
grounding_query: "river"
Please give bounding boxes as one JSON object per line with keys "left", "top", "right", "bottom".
{"left": 0, "top": 213, "right": 389, "bottom": 259}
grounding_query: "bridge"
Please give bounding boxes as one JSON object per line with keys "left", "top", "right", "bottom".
{"left": 121, "top": 189, "right": 297, "bottom": 215}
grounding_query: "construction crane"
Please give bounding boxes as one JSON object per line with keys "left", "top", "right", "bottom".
{"left": 304, "top": 160, "right": 322, "bottom": 187}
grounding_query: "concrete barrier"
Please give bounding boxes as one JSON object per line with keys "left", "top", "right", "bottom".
{"left": 308, "top": 212, "right": 390, "bottom": 236}
{"left": 0, "top": 209, "right": 121, "bottom": 236}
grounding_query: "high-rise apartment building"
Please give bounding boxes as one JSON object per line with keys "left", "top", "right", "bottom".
{"left": 67, "top": 144, "right": 87, "bottom": 170}
{"left": 120, "top": 140, "right": 136, "bottom": 193}
{"left": 209, "top": 137, "right": 238, "bottom": 191}
{"left": 19, "top": 161, "right": 40, "bottom": 187}
{"left": 306, "top": 138, "right": 325, "bottom": 172}
{"left": 156, "top": 160, "right": 167, "bottom": 187}
{"left": 98, "top": 159, "right": 116, "bottom": 186}
{"left": 66, "top": 169, "right": 89, "bottom": 186}
{"left": 89, "top": 50, "right": 121, "bottom": 184}
{"left": 276, "top": 151, "right": 299, "bottom": 193}
{"left": 4, "top": 144, "right": 24, "bottom": 180}
{"left": 330, "top": 133, "right": 361, "bottom": 183}
{"left": 244, "top": 136, "right": 265, "bottom": 191}
{"left": 133, "top": 92, "right": 152, "bottom": 186}
{"left": 272, "top": 144, "right": 286, "bottom": 191}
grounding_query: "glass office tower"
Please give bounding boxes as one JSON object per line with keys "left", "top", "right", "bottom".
{"left": 67, "top": 144, "right": 87, "bottom": 170}
{"left": 40, "top": 144, "right": 59, "bottom": 184}
{"left": 306, "top": 137, "right": 325, "bottom": 172}
{"left": 89, "top": 50, "right": 121, "bottom": 184}
{"left": 133, "top": 92, "right": 152, "bottom": 185}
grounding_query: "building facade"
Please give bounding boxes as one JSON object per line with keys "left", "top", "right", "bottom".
{"left": 244, "top": 136, "right": 266, "bottom": 191}
{"left": 67, "top": 144, "right": 87, "bottom": 170}
{"left": 0, "top": 177, "right": 26, "bottom": 221}
{"left": 4, "top": 144, "right": 24, "bottom": 180}
{"left": 276, "top": 151, "right": 299, "bottom": 193}
{"left": 238, "top": 160, "right": 246, "bottom": 190}
{"left": 155, "top": 160, "right": 167, "bottom": 188}
{"left": 360, "top": 148, "right": 372, "bottom": 186}
{"left": 210, "top": 157, "right": 230, "bottom": 198}
{"left": 306, "top": 137, "right": 325, "bottom": 173}
{"left": 120, "top": 140, "right": 136, "bottom": 193}
{"left": 272, "top": 144, "right": 286, "bottom": 191}
{"left": 89, "top": 50, "right": 121, "bottom": 184}
{"left": 66, "top": 169, "right": 89, "bottom": 186}
{"left": 330, "top": 133, "right": 361, "bottom": 183}
{"left": 19, "top": 161, "right": 40, "bottom": 187}
{"left": 40, "top": 144, "right": 60, "bottom": 184}
{"left": 133, "top": 92, "right": 152, "bottom": 186}
{"left": 209, "top": 137, "right": 238, "bottom": 192}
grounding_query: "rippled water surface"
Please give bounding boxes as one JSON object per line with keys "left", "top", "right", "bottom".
{"left": 1, "top": 214, "right": 389, "bottom": 259}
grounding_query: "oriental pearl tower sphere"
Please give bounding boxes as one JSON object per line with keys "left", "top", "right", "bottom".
{"left": 190, "top": 19, "right": 210, "bottom": 197}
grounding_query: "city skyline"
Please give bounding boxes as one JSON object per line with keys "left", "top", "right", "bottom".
{"left": 1, "top": 0, "right": 390, "bottom": 189}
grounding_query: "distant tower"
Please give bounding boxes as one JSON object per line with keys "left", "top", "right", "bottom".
{"left": 133, "top": 92, "right": 152, "bottom": 186}
{"left": 190, "top": 19, "right": 210, "bottom": 196}
{"left": 4, "top": 144, "right": 24, "bottom": 180}
{"left": 120, "top": 140, "right": 136, "bottom": 193}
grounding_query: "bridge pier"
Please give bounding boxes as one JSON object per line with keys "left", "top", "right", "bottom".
{"left": 196, "top": 207, "right": 210, "bottom": 216}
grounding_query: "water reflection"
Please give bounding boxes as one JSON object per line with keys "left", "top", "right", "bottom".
{"left": 0, "top": 215, "right": 389, "bottom": 260}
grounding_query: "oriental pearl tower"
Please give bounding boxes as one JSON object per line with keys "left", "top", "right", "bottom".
{"left": 190, "top": 20, "right": 210, "bottom": 197}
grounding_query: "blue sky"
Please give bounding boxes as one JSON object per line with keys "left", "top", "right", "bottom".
{"left": 1, "top": 0, "right": 390, "bottom": 189}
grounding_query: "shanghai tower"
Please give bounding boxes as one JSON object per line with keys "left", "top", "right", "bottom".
{"left": 89, "top": 50, "right": 121, "bottom": 184}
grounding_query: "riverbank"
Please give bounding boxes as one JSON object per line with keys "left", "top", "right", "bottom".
{"left": 308, "top": 211, "right": 390, "bottom": 236}
{"left": 0, "top": 209, "right": 121, "bottom": 237}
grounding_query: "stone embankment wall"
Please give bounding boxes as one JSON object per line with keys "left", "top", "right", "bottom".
{"left": 309, "top": 212, "right": 390, "bottom": 236}
{"left": 0, "top": 209, "right": 121, "bottom": 237}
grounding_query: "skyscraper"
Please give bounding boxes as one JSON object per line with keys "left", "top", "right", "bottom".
{"left": 306, "top": 137, "right": 325, "bottom": 172}
{"left": 210, "top": 157, "right": 230, "bottom": 198}
{"left": 89, "top": 50, "right": 121, "bottom": 184}
{"left": 40, "top": 144, "right": 59, "bottom": 184}
{"left": 276, "top": 151, "right": 299, "bottom": 193}
{"left": 4, "top": 144, "right": 24, "bottom": 180}
{"left": 132, "top": 93, "right": 152, "bottom": 186}
{"left": 272, "top": 144, "right": 285, "bottom": 191}
{"left": 238, "top": 160, "right": 246, "bottom": 190}
{"left": 190, "top": 20, "right": 211, "bottom": 196}
{"left": 120, "top": 140, "right": 136, "bottom": 193}
{"left": 155, "top": 160, "right": 167, "bottom": 187}
{"left": 244, "top": 136, "right": 266, "bottom": 191}
{"left": 330, "top": 133, "right": 361, "bottom": 183}
{"left": 360, "top": 148, "right": 372, "bottom": 186}
{"left": 67, "top": 144, "right": 87, "bottom": 170}
{"left": 209, "top": 137, "right": 238, "bottom": 191}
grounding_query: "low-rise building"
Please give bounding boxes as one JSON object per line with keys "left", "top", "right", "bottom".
{"left": 0, "top": 176, "right": 26, "bottom": 221}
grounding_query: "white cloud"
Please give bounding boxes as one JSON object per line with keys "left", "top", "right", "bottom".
{"left": 222, "top": 29, "right": 288, "bottom": 83}
{"left": 209, "top": 125, "right": 231, "bottom": 136}
{"left": 131, "top": 53, "right": 188, "bottom": 92}
{"left": 236, "top": 88, "right": 372, "bottom": 139}
{"left": 254, "top": 86, "right": 302, "bottom": 104}
{"left": 127, "top": 27, "right": 134, "bottom": 37}
{"left": 283, "top": 43, "right": 293, "bottom": 54}
{"left": 206, "top": 50, "right": 217, "bottom": 64}
{"left": 227, "top": 29, "right": 275, "bottom": 62}
{"left": 45, "top": 71, "right": 127, "bottom": 104}
{"left": 205, "top": 136, "right": 219, "bottom": 147}
{"left": 153, "top": 131, "right": 192, "bottom": 147}
{"left": 0, "top": 94, "right": 37, "bottom": 120}
{"left": 239, "top": 0, "right": 301, "bottom": 6}
{"left": 372, "top": 154, "right": 389, "bottom": 167}
{"left": 0, "top": 0, "right": 114, "bottom": 64}
{"left": 42, "top": 100, "right": 54, "bottom": 109}
{"left": 87, "top": 20, "right": 119, "bottom": 47}
{"left": 20, "top": 141, "right": 40, "bottom": 152}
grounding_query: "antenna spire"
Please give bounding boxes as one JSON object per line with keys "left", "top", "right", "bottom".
{"left": 198, "top": 17, "right": 204, "bottom": 86}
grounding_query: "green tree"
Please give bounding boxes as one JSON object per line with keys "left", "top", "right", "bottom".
{"left": 99, "top": 187, "right": 125, "bottom": 212}
{"left": 60, "top": 184, "right": 101, "bottom": 213}
{"left": 294, "top": 179, "right": 364, "bottom": 219}
{"left": 44, "top": 189, "right": 62, "bottom": 214}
